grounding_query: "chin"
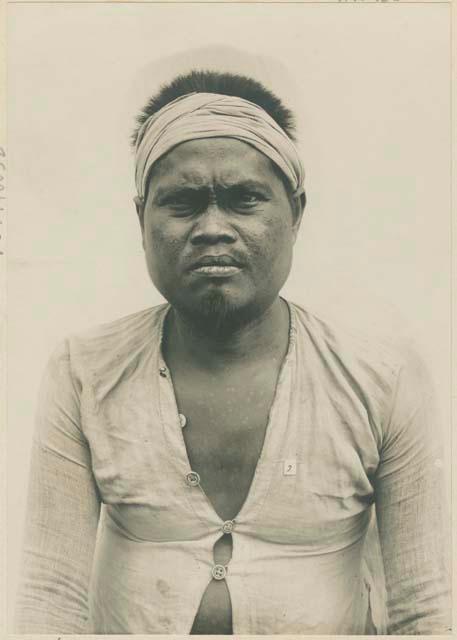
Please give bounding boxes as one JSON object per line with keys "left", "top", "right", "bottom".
{"left": 177, "top": 289, "right": 256, "bottom": 335}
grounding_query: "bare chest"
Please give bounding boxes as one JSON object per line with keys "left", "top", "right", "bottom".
{"left": 171, "top": 365, "right": 279, "bottom": 521}
{"left": 171, "top": 366, "right": 280, "bottom": 635}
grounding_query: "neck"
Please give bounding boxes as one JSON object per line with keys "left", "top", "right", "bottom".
{"left": 164, "top": 297, "right": 290, "bottom": 370}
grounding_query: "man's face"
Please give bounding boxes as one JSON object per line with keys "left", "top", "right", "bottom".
{"left": 136, "top": 138, "right": 303, "bottom": 327}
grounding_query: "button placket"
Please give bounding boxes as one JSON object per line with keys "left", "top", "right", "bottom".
{"left": 157, "top": 331, "right": 242, "bottom": 528}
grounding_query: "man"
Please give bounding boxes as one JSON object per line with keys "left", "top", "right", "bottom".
{"left": 15, "top": 70, "right": 450, "bottom": 634}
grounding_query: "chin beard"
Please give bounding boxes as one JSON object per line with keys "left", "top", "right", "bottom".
{"left": 178, "top": 290, "right": 256, "bottom": 337}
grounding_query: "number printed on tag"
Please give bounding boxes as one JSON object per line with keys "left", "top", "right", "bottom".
{"left": 283, "top": 459, "right": 297, "bottom": 476}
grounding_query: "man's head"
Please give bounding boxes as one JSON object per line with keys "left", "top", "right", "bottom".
{"left": 133, "top": 70, "right": 306, "bottom": 331}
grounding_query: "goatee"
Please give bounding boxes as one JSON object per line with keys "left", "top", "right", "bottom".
{"left": 179, "top": 291, "right": 256, "bottom": 338}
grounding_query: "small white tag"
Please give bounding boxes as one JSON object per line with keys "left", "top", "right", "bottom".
{"left": 283, "top": 459, "right": 296, "bottom": 476}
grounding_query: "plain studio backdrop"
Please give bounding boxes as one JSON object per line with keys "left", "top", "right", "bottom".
{"left": 7, "top": 2, "right": 451, "bottom": 631}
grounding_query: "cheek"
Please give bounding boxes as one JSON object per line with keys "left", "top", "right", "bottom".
{"left": 145, "top": 220, "right": 184, "bottom": 265}
{"left": 245, "top": 211, "right": 294, "bottom": 265}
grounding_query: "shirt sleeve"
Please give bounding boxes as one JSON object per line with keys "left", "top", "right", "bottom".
{"left": 14, "top": 339, "right": 101, "bottom": 634}
{"left": 375, "top": 347, "right": 451, "bottom": 634}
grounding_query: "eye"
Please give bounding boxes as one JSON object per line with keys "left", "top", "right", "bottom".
{"left": 231, "top": 190, "right": 268, "bottom": 211}
{"left": 168, "top": 198, "right": 195, "bottom": 214}
{"left": 241, "top": 193, "right": 260, "bottom": 204}
{"left": 161, "top": 191, "right": 205, "bottom": 216}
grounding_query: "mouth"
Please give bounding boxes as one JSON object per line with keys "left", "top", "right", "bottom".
{"left": 192, "top": 265, "right": 241, "bottom": 276}
{"left": 190, "top": 255, "right": 243, "bottom": 277}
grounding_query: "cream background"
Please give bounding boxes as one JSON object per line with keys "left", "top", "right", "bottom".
{"left": 7, "top": 2, "right": 451, "bottom": 632}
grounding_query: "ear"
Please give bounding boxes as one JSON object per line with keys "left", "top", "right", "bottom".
{"left": 134, "top": 196, "right": 146, "bottom": 248}
{"left": 291, "top": 190, "right": 306, "bottom": 243}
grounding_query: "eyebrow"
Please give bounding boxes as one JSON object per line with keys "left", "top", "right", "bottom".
{"left": 153, "top": 185, "right": 206, "bottom": 200}
{"left": 224, "top": 180, "right": 272, "bottom": 193}
{"left": 153, "top": 180, "right": 272, "bottom": 200}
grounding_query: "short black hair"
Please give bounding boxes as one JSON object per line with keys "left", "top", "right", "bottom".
{"left": 131, "top": 69, "right": 297, "bottom": 148}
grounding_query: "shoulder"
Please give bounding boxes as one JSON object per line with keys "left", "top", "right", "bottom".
{"left": 58, "top": 304, "right": 169, "bottom": 391}
{"left": 290, "top": 299, "right": 405, "bottom": 377}
{"left": 68, "top": 304, "right": 167, "bottom": 352}
{"left": 289, "top": 300, "right": 431, "bottom": 439}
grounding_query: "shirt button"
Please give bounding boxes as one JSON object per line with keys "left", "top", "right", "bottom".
{"left": 212, "top": 564, "right": 227, "bottom": 581}
{"left": 186, "top": 471, "right": 200, "bottom": 487}
{"left": 179, "top": 413, "right": 187, "bottom": 428}
{"left": 221, "top": 520, "right": 235, "bottom": 534}
{"left": 159, "top": 366, "right": 167, "bottom": 377}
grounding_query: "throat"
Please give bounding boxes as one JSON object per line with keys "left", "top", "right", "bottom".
{"left": 163, "top": 296, "right": 291, "bottom": 370}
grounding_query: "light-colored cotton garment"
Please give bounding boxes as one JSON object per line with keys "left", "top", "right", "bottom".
{"left": 134, "top": 92, "right": 305, "bottom": 200}
{"left": 15, "top": 301, "right": 450, "bottom": 634}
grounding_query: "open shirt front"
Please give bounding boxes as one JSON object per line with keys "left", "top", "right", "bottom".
{"left": 15, "top": 301, "right": 450, "bottom": 634}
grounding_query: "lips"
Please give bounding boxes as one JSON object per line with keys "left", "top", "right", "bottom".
{"left": 190, "top": 254, "right": 243, "bottom": 277}
{"left": 191, "top": 255, "right": 242, "bottom": 268}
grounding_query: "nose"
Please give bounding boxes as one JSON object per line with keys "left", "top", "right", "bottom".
{"left": 190, "top": 203, "right": 237, "bottom": 246}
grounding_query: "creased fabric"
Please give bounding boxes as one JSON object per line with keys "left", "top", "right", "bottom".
{"left": 134, "top": 93, "right": 305, "bottom": 199}
{"left": 15, "top": 343, "right": 101, "bottom": 634}
{"left": 14, "top": 302, "right": 450, "bottom": 634}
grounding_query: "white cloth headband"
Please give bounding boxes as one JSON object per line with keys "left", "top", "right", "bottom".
{"left": 134, "top": 92, "right": 305, "bottom": 200}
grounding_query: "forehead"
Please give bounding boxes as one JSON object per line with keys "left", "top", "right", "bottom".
{"left": 148, "top": 137, "right": 283, "bottom": 188}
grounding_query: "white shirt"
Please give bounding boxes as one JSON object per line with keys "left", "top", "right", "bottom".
{"left": 15, "top": 301, "right": 450, "bottom": 634}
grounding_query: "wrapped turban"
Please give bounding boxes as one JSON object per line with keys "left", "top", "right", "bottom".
{"left": 135, "top": 92, "right": 305, "bottom": 200}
